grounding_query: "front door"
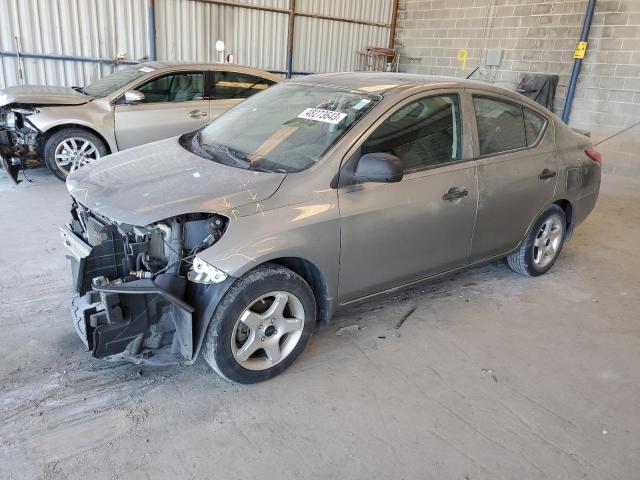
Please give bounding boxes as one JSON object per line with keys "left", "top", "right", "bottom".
{"left": 468, "top": 94, "right": 559, "bottom": 261}
{"left": 338, "top": 93, "right": 478, "bottom": 303}
{"left": 114, "top": 71, "right": 209, "bottom": 150}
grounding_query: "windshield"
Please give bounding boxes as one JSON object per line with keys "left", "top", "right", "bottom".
{"left": 83, "top": 64, "right": 154, "bottom": 98}
{"left": 192, "top": 83, "right": 379, "bottom": 173}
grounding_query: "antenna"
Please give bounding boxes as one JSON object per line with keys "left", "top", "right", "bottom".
{"left": 465, "top": 66, "right": 479, "bottom": 80}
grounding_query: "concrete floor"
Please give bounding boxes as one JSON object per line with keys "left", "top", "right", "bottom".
{"left": 1, "top": 168, "right": 639, "bottom": 480}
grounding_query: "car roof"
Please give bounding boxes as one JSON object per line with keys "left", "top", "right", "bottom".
{"left": 133, "top": 61, "right": 283, "bottom": 81}
{"left": 290, "top": 72, "right": 511, "bottom": 95}
{"left": 136, "top": 60, "right": 253, "bottom": 69}
{"left": 288, "top": 72, "right": 553, "bottom": 115}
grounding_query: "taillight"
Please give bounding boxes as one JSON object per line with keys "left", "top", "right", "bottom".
{"left": 585, "top": 147, "right": 602, "bottom": 166}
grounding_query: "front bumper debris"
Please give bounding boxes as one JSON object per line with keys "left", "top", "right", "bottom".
{"left": 63, "top": 223, "right": 196, "bottom": 365}
{"left": 61, "top": 204, "right": 237, "bottom": 367}
{"left": 0, "top": 128, "right": 22, "bottom": 185}
{"left": 59, "top": 225, "right": 92, "bottom": 261}
{"left": 70, "top": 275, "right": 195, "bottom": 365}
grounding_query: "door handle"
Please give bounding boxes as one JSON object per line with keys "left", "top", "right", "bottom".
{"left": 188, "top": 110, "right": 208, "bottom": 118}
{"left": 442, "top": 187, "right": 468, "bottom": 201}
{"left": 538, "top": 168, "right": 557, "bottom": 180}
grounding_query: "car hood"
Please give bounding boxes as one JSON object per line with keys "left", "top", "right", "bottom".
{"left": 66, "top": 137, "right": 286, "bottom": 226}
{"left": 0, "top": 85, "right": 91, "bottom": 107}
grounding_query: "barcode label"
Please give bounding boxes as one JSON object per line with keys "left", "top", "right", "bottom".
{"left": 298, "top": 108, "right": 347, "bottom": 125}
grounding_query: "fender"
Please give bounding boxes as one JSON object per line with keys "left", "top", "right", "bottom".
{"left": 196, "top": 193, "right": 341, "bottom": 312}
{"left": 29, "top": 103, "right": 118, "bottom": 153}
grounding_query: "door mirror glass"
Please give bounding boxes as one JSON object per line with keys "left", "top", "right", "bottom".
{"left": 354, "top": 153, "right": 403, "bottom": 183}
{"left": 123, "top": 90, "right": 145, "bottom": 104}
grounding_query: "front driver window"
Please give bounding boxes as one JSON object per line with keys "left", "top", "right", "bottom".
{"left": 136, "top": 72, "right": 204, "bottom": 103}
{"left": 361, "top": 94, "right": 462, "bottom": 173}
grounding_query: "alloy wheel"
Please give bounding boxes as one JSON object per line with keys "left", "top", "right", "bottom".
{"left": 231, "top": 291, "right": 305, "bottom": 370}
{"left": 532, "top": 215, "right": 563, "bottom": 268}
{"left": 54, "top": 137, "right": 101, "bottom": 174}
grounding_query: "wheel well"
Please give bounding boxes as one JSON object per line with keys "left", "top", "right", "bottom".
{"left": 553, "top": 199, "right": 572, "bottom": 228}
{"left": 41, "top": 124, "right": 112, "bottom": 155}
{"left": 553, "top": 199, "right": 573, "bottom": 238}
{"left": 268, "top": 257, "right": 331, "bottom": 328}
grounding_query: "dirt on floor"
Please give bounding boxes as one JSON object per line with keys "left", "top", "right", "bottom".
{"left": 1, "top": 168, "right": 639, "bottom": 480}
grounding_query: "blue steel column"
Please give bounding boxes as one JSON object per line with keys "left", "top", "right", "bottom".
{"left": 561, "top": 0, "right": 597, "bottom": 123}
{"left": 286, "top": 0, "right": 296, "bottom": 79}
{"left": 147, "top": 0, "right": 157, "bottom": 61}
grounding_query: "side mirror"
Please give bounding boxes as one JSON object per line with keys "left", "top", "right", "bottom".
{"left": 123, "top": 90, "right": 145, "bottom": 104}
{"left": 353, "top": 153, "right": 403, "bottom": 183}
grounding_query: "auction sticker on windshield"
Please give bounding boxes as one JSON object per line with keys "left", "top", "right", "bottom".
{"left": 298, "top": 108, "right": 347, "bottom": 125}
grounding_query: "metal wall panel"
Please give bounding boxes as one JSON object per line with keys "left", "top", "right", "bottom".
{"left": 224, "top": 0, "right": 289, "bottom": 9}
{"left": 0, "top": 0, "right": 396, "bottom": 88}
{"left": 293, "top": 16, "right": 389, "bottom": 73}
{"left": 0, "top": 0, "right": 148, "bottom": 89}
{"left": 156, "top": 0, "right": 288, "bottom": 71}
{"left": 296, "top": 0, "right": 393, "bottom": 26}
{"left": 157, "top": 0, "right": 393, "bottom": 74}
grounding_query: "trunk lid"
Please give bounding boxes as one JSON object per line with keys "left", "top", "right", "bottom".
{"left": 66, "top": 136, "right": 286, "bottom": 225}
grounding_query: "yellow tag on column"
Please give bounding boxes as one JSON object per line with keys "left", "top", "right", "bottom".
{"left": 457, "top": 48, "right": 468, "bottom": 71}
{"left": 573, "top": 41, "right": 588, "bottom": 59}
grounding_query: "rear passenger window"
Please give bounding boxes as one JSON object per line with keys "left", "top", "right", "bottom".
{"left": 361, "top": 94, "right": 462, "bottom": 172}
{"left": 213, "top": 71, "right": 274, "bottom": 100}
{"left": 473, "top": 97, "right": 526, "bottom": 155}
{"left": 524, "top": 108, "right": 546, "bottom": 146}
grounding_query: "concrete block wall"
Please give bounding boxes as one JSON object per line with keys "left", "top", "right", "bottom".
{"left": 395, "top": 0, "right": 640, "bottom": 149}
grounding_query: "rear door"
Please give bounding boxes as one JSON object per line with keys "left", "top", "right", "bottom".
{"left": 209, "top": 70, "right": 277, "bottom": 120}
{"left": 113, "top": 70, "right": 209, "bottom": 150}
{"left": 468, "top": 93, "right": 558, "bottom": 261}
{"left": 338, "top": 92, "right": 478, "bottom": 302}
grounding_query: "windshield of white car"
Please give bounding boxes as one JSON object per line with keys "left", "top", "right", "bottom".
{"left": 82, "top": 65, "right": 152, "bottom": 98}
{"left": 193, "top": 83, "right": 380, "bottom": 173}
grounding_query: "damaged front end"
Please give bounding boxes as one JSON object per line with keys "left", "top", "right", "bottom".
{"left": 0, "top": 105, "right": 41, "bottom": 184}
{"left": 62, "top": 203, "right": 234, "bottom": 366}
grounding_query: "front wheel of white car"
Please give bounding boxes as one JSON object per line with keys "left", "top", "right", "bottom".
{"left": 43, "top": 128, "right": 108, "bottom": 181}
{"left": 202, "top": 264, "right": 316, "bottom": 384}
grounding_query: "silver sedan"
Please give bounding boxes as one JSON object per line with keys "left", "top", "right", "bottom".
{"left": 62, "top": 73, "right": 601, "bottom": 383}
{"left": 0, "top": 62, "right": 281, "bottom": 182}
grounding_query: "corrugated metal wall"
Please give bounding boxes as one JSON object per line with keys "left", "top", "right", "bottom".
{"left": 157, "top": 0, "right": 392, "bottom": 73}
{"left": 293, "top": 16, "right": 389, "bottom": 73}
{"left": 0, "top": 0, "right": 394, "bottom": 89}
{"left": 0, "top": 0, "right": 148, "bottom": 88}
{"left": 156, "top": 0, "right": 289, "bottom": 71}
{"left": 294, "top": 0, "right": 392, "bottom": 72}
{"left": 297, "top": 0, "right": 392, "bottom": 25}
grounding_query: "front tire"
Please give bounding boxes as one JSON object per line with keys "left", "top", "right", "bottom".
{"left": 43, "top": 128, "right": 108, "bottom": 181}
{"left": 507, "top": 204, "right": 566, "bottom": 277}
{"left": 202, "top": 264, "right": 316, "bottom": 384}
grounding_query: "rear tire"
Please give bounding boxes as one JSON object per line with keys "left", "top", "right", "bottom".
{"left": 507, "top": 205, "right": 566, "bottom": 277}
{"left": 43, "top": 128, "right": 108, "bottom": 181}
{"left": 202, "top": 264, "right": 316, "bottom": 384}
